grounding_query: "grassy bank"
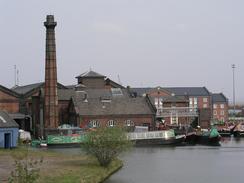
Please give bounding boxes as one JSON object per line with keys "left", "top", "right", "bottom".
{"left": 0, "top": 147, "right": 122, "bottom": 183}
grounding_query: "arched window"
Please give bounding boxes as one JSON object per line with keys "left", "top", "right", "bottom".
{"left": 89, "top": 120, "right": 100, "bottom": 128}
{"left": 124, "top": 120, "right": 134, "bottom": 127}
{"left": 107, "top": 120, "right": 116, "bottom": 127}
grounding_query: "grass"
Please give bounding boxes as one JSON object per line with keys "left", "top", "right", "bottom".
{"left": 0, "top": 147, "right": 123, "bottom": 183}
{"left": 40, "top": 159, "right": 123, "bottom": 183}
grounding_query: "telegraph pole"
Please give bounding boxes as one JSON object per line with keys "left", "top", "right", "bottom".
{"left": 232, "top": 64, "right": 236, "bottom": 116}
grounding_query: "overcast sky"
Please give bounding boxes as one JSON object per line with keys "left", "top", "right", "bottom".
{"left": 0, "top": 0, "right": 243, "bottom": 103}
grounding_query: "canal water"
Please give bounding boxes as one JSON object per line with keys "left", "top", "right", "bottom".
{"left": 104, "top": 137, "right": 244, "bottom": 183}
{"left": 48, "top": 137, "right": 244, "bottom": 183}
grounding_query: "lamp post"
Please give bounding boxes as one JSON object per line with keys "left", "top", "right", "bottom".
{"left": 232, "top": 64, "right": 236, "bottom": 116}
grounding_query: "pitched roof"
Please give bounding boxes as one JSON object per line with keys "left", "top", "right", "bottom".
{"left": 12, "top": 82, "right": 67, "bottom": 96}
{"left": 73, "top": 97, "right": 155, "bottom": 116}
{"left": 12, "top": 82, "right": 44, "bottom": 95}
{"left": 105, "top": 78, "right": 125, "bottom": 89}
{"left": 130, "top": 88, "right": 152, "bottom": 96}
{"left": 164, "top": 87, "right": 210, "bottom": 96}
{"left": 0, "top": 111, "right": 19, "bottom": 128}
{"left": 58, "top": 89, "right": 75, "bottom": 100}
{"left": 0, "top": 85, "right": 20, "bottom": 98}
{"left": 211, "top": 93, "right": 228, "bottom": 103}
{"left": 58, "top": 88, "right": 132, "bottom": 101}
{"left": 131, "top": 87, "right": 211, "bottom": 97}
{"left": 76, "top": 70, "right": 106, "bottom": 78}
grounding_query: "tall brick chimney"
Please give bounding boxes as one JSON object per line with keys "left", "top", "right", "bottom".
{"left": 44, "top": 15, "right": 59, "bottom": 129}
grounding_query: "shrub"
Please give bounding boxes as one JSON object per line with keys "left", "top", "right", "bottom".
{"left": 82, "top": 127, "right": 131, "bottom": 167}
{"left": 8, "top": 146, "right": 43, "bottom": 183}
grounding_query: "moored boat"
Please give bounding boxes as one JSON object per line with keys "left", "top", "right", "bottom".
{"left": 233, "top": 122, "right": 244, "bottom": 137}
{"left": 216, "top": 122, "right": 235, "bottom": 137}
{"left": 195, "top": 128, "right": 221, "bottom": 146}
{"left": 127, "top": 129, "right": 185, "bottom": 146}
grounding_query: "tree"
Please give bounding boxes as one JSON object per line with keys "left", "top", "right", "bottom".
{"left": 81, "top": 127, "right": 132, "bottom": 167}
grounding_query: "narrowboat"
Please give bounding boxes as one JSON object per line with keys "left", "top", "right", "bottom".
{"left": 127, "top": 129, "right": 185, "bottom": 146}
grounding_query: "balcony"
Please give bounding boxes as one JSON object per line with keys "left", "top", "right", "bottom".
{"left": 156, "top": 107, "right": 198, "bottom": 117}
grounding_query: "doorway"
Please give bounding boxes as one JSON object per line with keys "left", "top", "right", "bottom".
{"left": 4, "top": 133, "right": 11, "bottom": 149}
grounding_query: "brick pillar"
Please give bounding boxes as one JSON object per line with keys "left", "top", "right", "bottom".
{"left": 44, "top": 15, "right": 59, "bottom": 129}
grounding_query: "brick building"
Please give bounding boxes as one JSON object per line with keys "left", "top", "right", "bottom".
{"left": 211, "top": 93, "right": 228, "bottom": 123}
{"left": 0, "top": 85, "right": 20, "bottom": 113}
{"left": 66, "top": 88, "right": 156, "bottom": 130}
{"left": 131, "top": 87, "right": 212, "bottom": 128}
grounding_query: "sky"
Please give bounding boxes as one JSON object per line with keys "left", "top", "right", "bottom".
{"left": 0, "top": 0, "right": 243, "bottom": 104}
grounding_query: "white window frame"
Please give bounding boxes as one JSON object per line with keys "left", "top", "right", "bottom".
{"left": 194, "top": 97, "right": 198, "bottom": 105}
{"left": 220, "top": 110, "right": 225, "bottom": 115}
{"left": 125, "top": 120, "right": 134, "bottom": 127}
{"left": 220, "top": 104, "right": 225, "bottom": 109}
{"left": 108, "top": 120, "right": 116, "bottom": 127}
{"left": 213, "top": 104, "right": 217, "bottom": 109}
{"left": 89, "top": 120, "right": 100, "bottom": 128}
{"left": 203, "top": 97, "right": 208, "bottom": 103}
{"left": 213, "top": 110, "right": 217, "bottom": 115}
{"left": 203, "top": 104, "right": 208, "bottom": 108}
{"left": 171, "top": 116, "right": 178, "bottom": 125}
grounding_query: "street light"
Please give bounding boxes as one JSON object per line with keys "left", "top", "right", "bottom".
{"left": 232, "top": 64, "right": 236, "bottom": 116}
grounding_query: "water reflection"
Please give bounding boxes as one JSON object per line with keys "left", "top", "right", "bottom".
{"left": 105, "top": 137, "right": 244, "bottom": 183}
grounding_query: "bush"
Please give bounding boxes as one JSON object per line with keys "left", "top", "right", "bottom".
{"left": 81, "top": 127, "right": 131, "bottom": 167}
{"left": 8, "top": 146, "right": 43, "bottom": 183}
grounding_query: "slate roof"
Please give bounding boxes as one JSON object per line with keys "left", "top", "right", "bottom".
{"left": 211, "top": 93, "right": 228, "bottom": 103}
{"left": 130, "top": 88, "right": 152, "bottom": 96}
{"left": 58, "top": 89, "right": 75, "bottom": 100}
{"left": 0, "top": 85, "right": 20, "bottom": 98}
{"left": 131, "top": 87, "right": 210, "bottom": 97}
{"left": 12, "top": 82, "right": 67, "bottom": 96}
{"left": 12, "top": 83, "right": 44, "bottom": 95}
{"left": 165, "top": 87, "right": 210, "bottom": 96}
{"left": 58, "top": 88, "right": 131, "bottom": 101}
{"left": 73, "top": 97, "right": 155, "bottom": 116}
{"left": 76, "top": 70, "right": 106, "bottom": 78}
{"left": 0, "top": 111, "right": 19, "bottom": 128}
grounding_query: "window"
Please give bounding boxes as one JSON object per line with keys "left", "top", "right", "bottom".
{"left": 221, "top": 110, "right": 225, "bottom": 115}
{"left": 171, "top": 116, "right": 178, "bottom": 125}
{"left": 220, "top": 104, "right": 224, "bottom": 109}
{"left": 194, "top": 98, "right": 198, "bottom": 104}
{"left": 203, "top": 104, "right": 208, "bottom": 108}
{"left": 221, "top": 117, "right": 225, "bottom": 122}
{"left": 89, "top": 120, "right": 100, "bottom": 128}
{"left": 108, "top": 120, "right": 116, "bottom": 127}
{"left": 203, "top": 97, "right": 208, "bottom": 103}
{"left": 213, "top": 104, "right": 217, "bottom": 109}
{"left": 125, "top": 120, "right": 134, "bottom": 127}
{"left": 111, "top": 88, "right": 123, "bottom": 96}
{"left": 154, "top": 98, "right": 163, "bottom": 109}
{"left": 214, "top": 110, "right": 217, "bottom": 115}
{"left": 189, "top": 98, "right": 193, "bottom": 105}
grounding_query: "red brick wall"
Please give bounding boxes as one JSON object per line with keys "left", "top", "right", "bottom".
{"left": 213, "top": 103, "right": 228, "bottom": 122}
{"left": 0, "top": 90, "right": 19, "bottom": 113}
{"left": 58, "top": 100, "right": 70, "bottom": 124}
{"left": 197, "top": 96, "right": 211, "bottom": 109}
